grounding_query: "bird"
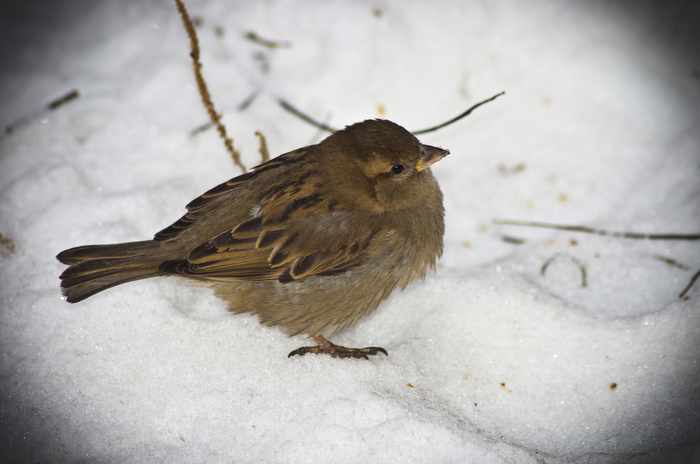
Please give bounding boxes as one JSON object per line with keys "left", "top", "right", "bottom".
{"left": 57, "top": 119, "right": 449, "bottom": 359}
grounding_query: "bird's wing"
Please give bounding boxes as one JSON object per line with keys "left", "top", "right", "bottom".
{"left": 157, "top": 148, "right": 381, "bottom": 283}
{"left": 161, "top": 210, "right": 378, "bottom": 283}
{"left": 153, "top": 147, "right": 311, "bottom": 241}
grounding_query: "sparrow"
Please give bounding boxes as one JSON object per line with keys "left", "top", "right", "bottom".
{"left": 57, "top": 119, "right": 448, "bottom": 359}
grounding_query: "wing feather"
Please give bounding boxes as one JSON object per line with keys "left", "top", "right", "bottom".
{"left": 155, "top": 145, "right": 380, "bottom": 283}
{"left": 161, "top": 212, "right": 378, "bottom": 283}
{"left": 153, "top": 147, "right": 311, "bottom": 241}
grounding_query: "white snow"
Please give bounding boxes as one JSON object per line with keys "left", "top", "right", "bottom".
{"left": 1, "top": 0, "right": 699, "bottom": 462}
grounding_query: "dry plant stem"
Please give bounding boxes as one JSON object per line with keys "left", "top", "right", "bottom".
{"left": 175, "top": 0, "right": 246, "bottom": 173}
{"left": 411, "top": 91, "right": 505, "bottom": 135}
{"left": 654, "top": 256, "right": 690, "bottom": 270}
{"left": 540, "top": 253, "right": 587, "bottom": 287}
{"left": 48, "top": 89, "right": 80, "bottom": 110}
{"left": 237, "top": 90, "right": 260, "bottom": 111}
{"left": 493, "top": 219, "right": 700, "bottom": 241}
{"left": 254, "top": 131, "right": 270, "bottom": 163}
{"left": 278, "top": 92, "right": 506, "bottom": 136}
{"left": 244, "top": 31, "right": 292, "bottom": 49}
{"left": 278, "top": 99, "right": 338, "bottom": 133}
{"left": 3, "top": 89, "right": 80, "bottom": 139}
{"left": 679, "top": 268, "right": 700, "bottom": 299}
{"left": 496, "top": 219, "right": 700, "bottom": 299}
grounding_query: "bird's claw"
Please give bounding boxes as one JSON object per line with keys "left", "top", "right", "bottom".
{"left": 288, "top": 335, "right": 387, "bottom": 359}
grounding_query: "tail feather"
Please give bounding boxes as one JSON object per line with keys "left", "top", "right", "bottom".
{"left": 57, "top": 241, "right": 163, "bottom": 264}
{"left": 57, "top": 240, "right": 165, "bottom": 303}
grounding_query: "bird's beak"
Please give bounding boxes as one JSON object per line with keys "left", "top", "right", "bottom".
{"left": 416, "top": 144, "right": 450, "bottom": 172}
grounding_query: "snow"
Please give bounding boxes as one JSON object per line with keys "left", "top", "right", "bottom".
{"left": 1, "top": 0, "right": 699, "bottom": 462}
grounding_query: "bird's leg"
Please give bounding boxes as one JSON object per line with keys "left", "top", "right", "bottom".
{"left": 288, "top": 335, "right": 387, "bottom": 359}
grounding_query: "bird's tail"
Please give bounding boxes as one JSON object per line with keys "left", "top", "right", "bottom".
{"left": 57, "top": 240, "right": 166, "bottom": 303}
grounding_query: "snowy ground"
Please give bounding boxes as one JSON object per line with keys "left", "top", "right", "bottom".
{"left": 1, "top": 0, "right": 699, "bottom": 462}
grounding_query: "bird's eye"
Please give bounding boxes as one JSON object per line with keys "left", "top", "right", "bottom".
{"left": 391, "top": 164, "right": 405, "bottom": 174}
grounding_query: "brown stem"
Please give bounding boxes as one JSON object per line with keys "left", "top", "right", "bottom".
{"left": 174, "top": 0, "right": 246, "bottom": 172}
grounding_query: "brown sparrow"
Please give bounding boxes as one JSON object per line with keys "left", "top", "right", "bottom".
{"left": 57, "top": 119, "right": 448, "bottom": 359}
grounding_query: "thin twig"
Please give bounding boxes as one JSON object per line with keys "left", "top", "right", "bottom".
{"left": 175, "top": 0, "right": 246, "bottom": 173}
{"left": 492, "top": 219, "right": 700, "bottom": 241}
{"left": 501, "top": 235, "right": 526, "bottom": 245}
{"left": 278, "top": 91, "right": 506, "bottom": 135}
{"left": 254, "top": 131, "right": 270, "bottom": 163}
{"left": 496, "top": 219, "right": 700, "bottom": 299}
{"left": 278, "top": 99, "right": 338, "bottom": 133}
{"left": 679, "top": 268, "right": 700, "bottom": 299}
{"left": 245, "top": 31, "right": 292, "bottom": 49}
{"left": 540, "top": 253, "right": 587, "bottom": 287}
{"left": 653, "top": 256, "right": 690, "bottom": 270}
{"left": 48, "top": 89, "right": 80, "bottom": 110}
{"left": 189, "top": 91, "right": 261, "bottom": 137}
{"left": 189, "top": 121, "right": 213, "bottom": 136}
{"left": 411, "top": 92, "right": 505, "bottom": 135}
{"left": 237, "top": 90, "right": 260, "bottom": 111}
{"left": 2, "top": 89, "right": 80, "bottom": 139}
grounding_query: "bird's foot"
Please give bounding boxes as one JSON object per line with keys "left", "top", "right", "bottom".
{"left": 288, "top": 335, "right": 387, "bottom": 359}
